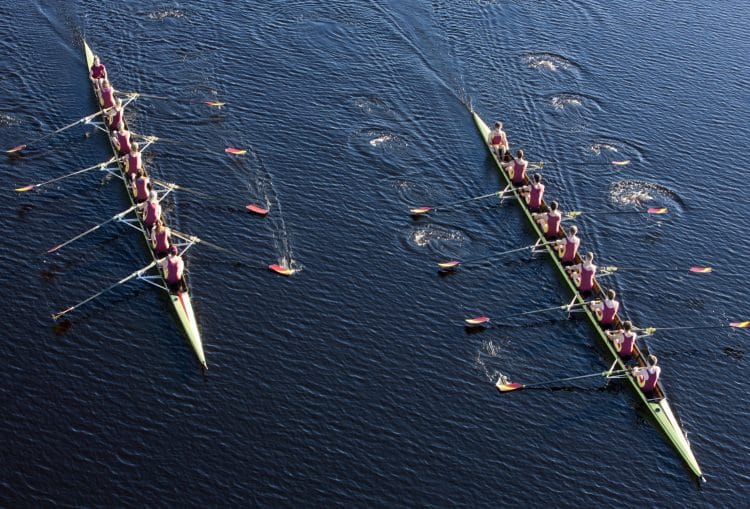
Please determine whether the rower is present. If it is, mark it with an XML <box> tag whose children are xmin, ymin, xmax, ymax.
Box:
<box><xmin>606</xmin><ymin>320</ymin><xmax>636</xmax><ymax>358</ymax></box>
<box><xmin>99</xmin><ymin>78</ymin><xmax>116</xmax><ymax>109</ymax></box>
<box><xmin>556</xmin><ymin>225</ymin><xmax>580</xmax><ymax>265</ymax></box>
<box><xmin>111</xmin><ymin>120</ymin><xmax>132</xmax><ymax>156</ymax></box>
<box><xmin>590</xmin><ymin>288</ymin><xmax>619</xmax><ymax>329</ymax></box>
<box><xmin>106</xmin><ymin>98</ymin><xmax>124</xmax><ymax>130</ymax></box>
<box><xmin>532</xmin><ymin>200</ymin><xmax>562</xmax><ymax>240</ymax></box>
<box><xmin>487</xmin><ymin>121</ymin><xmax>509</xmax><ymax>159</ymax></box>
<box><xmin>160</xmin><ymin>246</ymin><xmax>185</xmax><ymax>293</ymax></box>
<box><xmin>151</xmin><ymin>219</ymin><xmax>172</xmax><ymax>258</ymax></box>
<box><xmin>89</xmin><ymin>55</ymin><xmax>107</xmax><ymax>88</ymax></box>
<box><xmin>133</xmin><ymin>169</ymin><xmax>151</xmax><ymax>203</ymax></box>
<box><xmin>520</xmin><ymin>173</ymin><xmax>544</xmax><ymax>212</ymax></box>
<box><xmin>503</xmin><ymin>149</ymin><xmax>528</xmax><ymax>186</ymax></box>
<box><xmin>634</xmin><ymin>355</ymin><xmax>660</xmax><ymax>393</ymax></box>
<box><xmin>143</xmin><ymin>190</ymin><xmax>162</xmax><ymax>230</ymax></box>
<box><xmin>125</xmin><ymin>141</ymin><xmax>142</xmax><ymax>181</ymax></box>
<box><xmin>565</xmin><ymin>250</ymin><xmax>596</xmax><ymax>297</ymax></box>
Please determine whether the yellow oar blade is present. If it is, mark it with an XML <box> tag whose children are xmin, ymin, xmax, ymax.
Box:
<box><xmin>730</xmin><ymin>321</ymin><xmax>750</xmax><ymax>328</ymax></box>
<box><xmin>225</xmin><ymin>147</ymin><xmax>247</xmax><ymax>155</ymax></box>
<box><xmin>15</xmin><ymin>184</ymin><xmax>35</xmax><ymax>192</ymax></box>
<box><xmin>269</xmin><ymin>264</ymin><xmax>295</xmax><ymax>276</ymax></box>
<box><xmin>410</xmin><ymin>207</ymin><xmax>432</xmax><ymax>215</ymax></box>
<box><xmin>496</xmin><ymin>382</ymin><xmax>524</xmax><ymax>392</ymax></box>
<box><xmin>6</xmin><ymin>144</ymin><xmax>27</xmax><ymax>153</ymax></box>
<box><xmin>205</xmin><ymin>101</ymin><xmax>225</xmax><ymax>107</ymax></box>
<box><xmin>611</xmin><ymin>160</ymin><xmax>630</xmax><ymax>166</ymax></box>
<box><xmin>465</xmin><ymin>316</ymin><xmax>490</xmax><ymax>325</ymax></box>
<box><xmin>437</xmin><ymin>260</ymin><xmax>460</xmax><ymax>269</ymax></box>
<box><xmin>647</xmin><ymin>207</ymin><xmax>668</xmax><ymax>214</ymax></box>
<box><xmin>689</xmin><ymin>267</ymin><xmax>712</xmax><ymax>273</ymax></box>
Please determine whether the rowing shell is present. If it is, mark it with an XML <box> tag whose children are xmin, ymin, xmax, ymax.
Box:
<box><xmin>84</xmin><ymin>40</ymin><xmax>207</xmax><ymax>370</ymax></box>
<box><xmin>472</xmin><ymin>111</ymin><xmax>702</xmax><ymax>478</ymax></box>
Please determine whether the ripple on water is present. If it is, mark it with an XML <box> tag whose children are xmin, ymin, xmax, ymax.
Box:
<box><xmin>351</xmin><ymin>95</ymin><xmax>391</xmax><ymax>115</ymax></box>
<box><xmin>143</xmin><ymin>8</ymin><xmax>187</xmax><ymax>21</ymax></box>
<box><xmin>524</xmin><ymin>52</ymin><xmax>580</xmax><ymax>73</ymax></box>
<box><xmin>405</xmin><ymin>223</ymin><xmax>467</xmax><ymax>252</ymax></box>
<box><xmin>608</xmin><ymin>179</ymin><xmax>684</xmax><ymax>208</ymax></box>
<box><xmin>348</xmin><ymin>127</ymin><xmax>408</xmax><ymax>154</ymax></box>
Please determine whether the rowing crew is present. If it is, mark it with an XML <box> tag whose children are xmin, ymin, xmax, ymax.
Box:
<box><xmin>90</xmin><ymin>54</ymin><xmax>185</xmax><ymax>293</ymax></box>
<box><xmin>491</xmin><ymin>119</ymin><xmax>660</xmax><ymax>394</ymax></box>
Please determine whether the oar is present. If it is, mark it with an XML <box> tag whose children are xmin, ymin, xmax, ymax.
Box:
<box><xmin>121</xmin><ymin>91</ymin><xmax>225</xmax><ymax>106</ymax></box>
<box><xmin>497</xmin><ymin>368</ymin><xmax>631</xmax><ymax>392</ymax></box>
<box><xmin>564</xmin><ymin>207</ymin><xmax>667</xmax><ymax>219</ymax></box>
<box><xmin>599</xmin><ymin>265</ymin><xmax>714</xmax><ymax>276</ymax></box>
<box><xmin>150</xmin><ymin>178</ymin><xmax>212</xmax><ymax>199</ymax></box>
<box><xmin>47</xmin><ymin>204</ymin><xmax>138</xmax><ymax>253</ymax></box>
<box><xmin>6</xmin><ymin>111</ymin><xmax>104</xmax><ymax>153</ymax></box>
<box><xmin>637</xmin><ymin>321</ymin><xmax>750</xmax><ymax>336</ymax></box>
<box><xmin>52</xmin><ymin>261</ymin><xmax>157</xmax><ymax>320</ymax></box>
<box><xmin>438</xmin><ymin>241</ymin><xmax>556</xmax><ymax>270</ymax></box>
<box><xmin>15</xmin><ymin>157</ymin><xmax>118</xmax><ymax>192</ymax></box>
<box><xmin>464</xmin><ymin>299</ymin><xmax>598</xmax><ymax>325</ymax></box>
<box><xmin>532</xmin><ymin>160</ymin><xmax>631</xmax><ymax>168</ymax></box>
<box><xmin>170</xmin><ymin>230</ymin><xmax>295</xmax><ymax>275</ymax></box>
<box><xmin>410</xmin><ymin>189</ymin><xmax>513</xmax><ymax>215</ymax></box>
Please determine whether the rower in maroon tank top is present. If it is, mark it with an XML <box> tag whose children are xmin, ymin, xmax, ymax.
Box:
<box><xmin>111</xmin><ymin>120</ymin><xmax>132</xmax><ymax>156</ymax></box>
<box><xmin>151</xmin><ymin>220</ymin><xmax>172</xmax><ymax>258</ymax></box>
<box><xmin>532</xmin><ymin>200</ymin><xmax>562</xmax><ymax>240</ymax></box>
<box><xmin>503</xmin><ymin>149</ymin><xmax>528</xmax><ymax>186</ymax></box>
<box><xmin>487</xmin><ymin>121</ymin><xmax>509</xmax><ymax>159</ymax></box>
<box><xmin>99</xmin><ymin>79</ymin><xmax>116</xmax><ymax>109</ymax></box>
<box><xmin>89</xmin><ymin>55</ymin><xmax>107</xmax><ymax>88</ymax></box>
<box><xmin>143</xmin><ymin>191</ymin><xmax>162</xmax><ymax>229</ymax></box>
<box><xmin>159</xmin><ymin>246</ymin><xmax>185</xmax><ymax>292</ymax></box>
<box><xmin>565</xmin><ymin>251</ymin><xmax>597</xmax><ymax>297</ymax></box>
<box><xmin>106</xmin><ymin>98</ymin><xmax>124</xmax><ymax>130</ymax></box>
<box><xmin>133</xmin><ymin>169</ymin><xmax>151</xmax><ymax>203</ymax></box>
<box><xmin>606</xmin><ymin>320</ymin><xmax>637</xmax><ymax>358</ymax></box>
<box><xmin>634</xmin><ymin>355</ymin><xmax>661</xmax><ymax>393</ymax></box>
<box><xmin>590</xmin><ymin>288</ymin><xmax>620</xmax><ymax>329</ymax></box>
<box><xmin>520</xmin><ymin>173</ymin><xmax>545</xmax><ymax>212</ymax></box>
<box><xmin>125</xmin><ymin>142</ymin><xmax>142</xmax><ymax>181</ymax></box>
<box><xmin>556</xmin><ymin>225</ymin><xmax>581</xmax><ymax>265</ymax></box>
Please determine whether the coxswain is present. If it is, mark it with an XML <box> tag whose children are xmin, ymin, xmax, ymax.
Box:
<box><xmin>606</xmin><ymin>320</ymin><xmax>636</xmax><ymax>358</ymax></box>
<box><xmin>89</xmin><ymin>55</ymin><xmax>107</xmax><ymax>88</ymax></box>
<box><xmin>111</xmin><ymin>120</ymin><xmax>132</xmax><ymax>156</ymax></box>
<box><xmin>98</xmin><ymin>78</ymin><xmax>116</xmax><ymax>109</ymax></box>
<box><xmin>532</xmin><ymin>200</ymin><xmax>562</xmax><ymax>240</ymax></box>
<box><xmin>503</xmin><ymin>149</ymin><xmax>528</xmax><ymax>186</ymax></box>
<box><xmin>634</xmin><ymin>355</ymin><xmax>660</xmax><ymax>393</ymax></box>
<box><xmin>151</xmin><ymin>219</ymin><xmax>172</xmax><ymax>258</ymax></box>
<box><xmin>566</xmin><ymin>251</ymin><xmax>596</xmax><ymax>297</ymax></box>
<box><xmin>520</xmin><ymin>173</ymin><xmax>544</xmax><ymax>212</ymax></box>
<box><xmin>487</xmin><ymin>121</ymin><xmax>509</xmax><ymax>159</ymax></box>
<box><xmin>143</xmin><ymin>191</ymin><xmax>162</xmax><ymax>229</ymax></box>
<box><xmin>556</xmin><ymin>225</ymin><xmax>581</xmax><ymax>265</ymax></box>
<box><xmin>125</xmin><ymin>142</ymin><xmax>143</xmax><ymax>181</ymax></box>
<box><xmin>106</xmin><ymin>98</ymin><xmax>124</xmax><ymax>130</ymax></box>
<box><xmin>133</xmin><ymin>169</ymin><xmax>151</xmax><ymax>203</ymax></box>
<box><xmin>590</xmin><ymin>288</ymin><xmax>619</xmax><ymax>329</ymax></box>
<box><xmin>160</xmin><ymin>246</ymin><xmax>185</xmax><ymax>293</ymax></box>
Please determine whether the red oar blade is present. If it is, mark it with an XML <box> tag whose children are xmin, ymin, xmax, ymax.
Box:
<box><xmin>225</xmin><ymin>147</ymin><xmax>247</xmax><ymax>155</ymax></box>
<box><xmin>410</xmin><ymin>207</ymin><xmax>432</xmax><ymax>215</ymax></box>
<box><xmin>205</xmin><ymin>101</ymin><xmax>225</xmax><ymax>107</ymax></box>
<box><xmin>465</xmin><ymin>316</ymin><xmax>490</xmax><ymax>325</ymax></box>
<box><xmin>611</xmin><ymin>160</ymin><xmax>630</xmax><ymax>166</ymax></box>
<box><xmin>6</xmin><ymin>144</ymin><xmax>27</xmax><ymax>153</ymax></box>
<box><xmin>269</xmin><ymin>264</ymin><xmax>295</xmax><ymax>276</ymax></box>
<box><xmin>15</xmin><ymin>184</ymin><xmax>36</xmax><ymax>192</ymax></box>
<box><xmin>689</xmin><ymin>266</ymin><xmax>712</xmax><ymax>273</ymax></box>
<box><xmin>496</xmin><ymin>382</ymin><xmax>524</xmax><ymax>392</ymax></box>
<box><xmin>246</xmin><ymin>204</ymin><xmax>269</xmax><ymax>216</ymax></box>
<box><xmin>730</xmin><ymin>321</ymin><xmax>750</xmax><ymax>328</ymax></box>
<box><xmin>647</xmin><ymin>207</ymin><xmax>668</xmax><ymax>214</ymax></box>
<box><xmin>438</xmin><ymin>260</ymin><xmax>460</xmax><ymax>269</ymax></box>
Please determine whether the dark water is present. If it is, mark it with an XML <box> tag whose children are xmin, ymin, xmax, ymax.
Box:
<box><xmin>1</xmin><ymin>0</ymin><xmax>748</xmax><ymax>506</ymax></box>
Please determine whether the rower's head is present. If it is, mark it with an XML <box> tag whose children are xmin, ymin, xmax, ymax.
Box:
<box><xmin>649</xmin><ymin>354</ymin><xmax>658</xmax><ymax>366</ymax></box>
<box><xmin>149</xmin><ymin>190</ymin><xmax>158</xmax><ymax>202</ymax></box>
<box><xmin>623</xmin><ymin>320</ymin><xmax>632</xmax><ymax>331</ymax></box>
<box><xmin>550</xmin><ymin>200</ymin><xmax>558</xmax><ymax>211</ymax></box>
<box><xmin>569</xmin><ymin>225</ymin><xmax>578</xmax><ymax>235</ymax></box>
<box><xmin>136</xmin><ymin>169</ymin><xmax>145</xmax><ymax>178</ymax></box>
<box><xmin>131</xmin><ymin>141</ymin><xmax>139</xmax><ymax>153</ymax></box>
<box><xmin>93</xmin><ymin>55</ymin><xmax>100</xmax><ymax>65</ymax></box>
<box><xmin>585</xmin><ymin>251</ymin><xmax>594</xmax><ymax>262</ymax></box>
<box><xmin>169</xmin><ymin>245</ymin><xmax>178</xmax><ymax>257</ymax></box>
<box><xmin>516</xmin><ymin>149</ymin><xmax>524</xmax><ymax>159</ymax></box>
<box><xmin>533</xmin><ymin>173</ymin><xmax>542</xmax><ymax>183</ymax></box>
<box><xmin>116</xmin><ymin>120</ymin><xmax>125</xmax><ymax>131</ymax></box>
<box><xmin>607</xmin><ymin>288</ymin><xmax>616</xmax><ymax>300</ymax></box>
<box><xmin>495</xmin><ymin>121</ymin><xmax>502</xmax><ymax>129</ymax></box>
<box><xmin>114</xmin><ymin>98</ymin><xmax>122</xmax><ymax>109</ymax></box>
<box><xmin>102</xmin><ymin>79</ymin><xmax>110</xmax><ymax>88</ymax></box>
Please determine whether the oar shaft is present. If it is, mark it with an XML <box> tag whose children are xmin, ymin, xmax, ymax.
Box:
<box><xmin>21</xmin><ymin>158</ymin><xmax>116</xmax><ymax>190</ymax></box>
<box><xmin>493</xmin><ymin>300</ymin><xmax>593</xmax><ymax>321</ymax></box>
<box><xmin>53</xmin><ymin>261</ymin><xmax>156</xmax><ymax>319</ymax></box>
<box><xmin>47</xmin><ymin>205</ymin><xmax>137</xmax><ymax>253</ymax></box>
<box><xmin>522</xmin><ymin>369</ymin><xmax>630</xmax><ymax>388</ymax></box>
